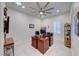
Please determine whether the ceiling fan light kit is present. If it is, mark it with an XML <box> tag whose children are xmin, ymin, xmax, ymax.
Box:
<box><xmin>40</xmin><ymin>11</ymin><xmax>43</xmax><ymax>15</ymax></box>
<box><xmin>30</xmin><ymin>2</ymin><xmax>54</xmax><ymax>18</ymax></box>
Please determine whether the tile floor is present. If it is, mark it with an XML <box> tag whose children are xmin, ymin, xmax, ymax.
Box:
<box><xmin>14</xmin><ymin>35</ymin><xmax>72</xmax><ymax>56</ymax></box>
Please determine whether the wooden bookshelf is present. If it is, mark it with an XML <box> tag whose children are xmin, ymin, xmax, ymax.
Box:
<box><xmin>64</xmin><ymin>23</ymin><xmax>71</xmax><ymax>48</ymax></box>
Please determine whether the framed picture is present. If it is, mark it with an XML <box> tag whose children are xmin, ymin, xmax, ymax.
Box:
<box><xmin>29</xmin><ymin>24</ymin><xmax>34</xmax><ymax>28</ymax></box>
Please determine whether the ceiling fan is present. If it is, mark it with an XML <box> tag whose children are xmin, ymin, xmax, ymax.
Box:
<box><xmin>29</xmin><ymin>2</ymin><xmax>54</xmax><ymax>17</ymax></box>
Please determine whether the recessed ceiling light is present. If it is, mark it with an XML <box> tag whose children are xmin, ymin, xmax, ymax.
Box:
<box><xmin>22</xmin><ymin>6</ymin><xmax>25</xmax><ymax>8</ymax></box>
<box><xmin>16</xmin><ymin>2</ymin><xmax>22</xmax><ymax>6</ymax></box>
<box><xmin>56</xmin><ymin>10</ymin><xmax>60</xmax><ymax>12</ymax></box>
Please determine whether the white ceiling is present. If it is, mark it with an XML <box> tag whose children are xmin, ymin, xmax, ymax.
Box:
<box><xmin>6</xmin><ymin>2</ymin><xmax>72</xmax><ymax>19</ymax></box>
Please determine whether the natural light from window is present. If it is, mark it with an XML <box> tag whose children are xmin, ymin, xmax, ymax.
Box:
<box><xmin>53</xmin><ymin>21</ymin><xmax>61</xmax><ymax>34</ymax></box>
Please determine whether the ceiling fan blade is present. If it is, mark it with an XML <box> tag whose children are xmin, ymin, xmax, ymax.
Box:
<box><xmin>45</xmin><ymin>7</ymin><xmax>54</xmax><ymax>11</ymax></box>
<box><xmin>36</xmin><ymin>2</ymin><xmax>41</xmax><ymax>9</ymax></box>
<box><xmin>29</xmin><ymin>7</ymin><xmax>38</xmax><ymax>11</ymax></box>
<box><xmin>45</xmin><ymin>12</ymin><xmax>52</xmax><ymax>14</ymax></box>
<box><xmin>43</xmin><ymin>2</ymin><xmax>50</xmax><ymax>9</ymax></box>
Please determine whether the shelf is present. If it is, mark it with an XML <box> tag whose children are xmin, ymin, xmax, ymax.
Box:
<box><xmin>64</xmin><ymin>23</ymin><xmax>71</xmax><ymax>48</ymax></box>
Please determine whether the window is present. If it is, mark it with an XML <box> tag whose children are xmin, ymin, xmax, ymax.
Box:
<box><xmin>53</xmin><ymin>21</ymin><xmax>61</xmax><ymax>34</ymax></box>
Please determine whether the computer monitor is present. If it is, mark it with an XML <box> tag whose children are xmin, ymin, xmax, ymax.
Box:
<box><xmin>40</xmin><ymin>29</ymin><xmax>46</xmax><ymax>34</ymax></box>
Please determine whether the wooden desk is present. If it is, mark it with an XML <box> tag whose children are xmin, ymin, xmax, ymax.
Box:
<box><xmin>38</xmin><ymin>37</ymin><xmax>49</xmax><ymax>54</ymax></box>
<box><xmin>32</xmin><ymin>35</ymin><xmax>53</xmax><ymax>54</ymax></box>
<box><xmin>49</xmin><ymin>36</ymin><xmax>53</xmax><ymax>46</ymax></box>
<box><xmin>32</xmin><ymin>36</ymin><xmax>39</xmax><ymax>49</ymax></box>
<box><xmin>4</xmin><ymin>37</ymin><xmax>14</xmax><ymax>56</ymax></box>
